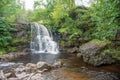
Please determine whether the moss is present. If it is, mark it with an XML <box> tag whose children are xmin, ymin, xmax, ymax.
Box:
<box><xmin>60</xmin><ymin>40</ymin><xmax>66</xmax><ymax>47</ymax></box>
<box><xmin>7</xmin><ymin>46</ymin><xmax>17</xmax><ymax>52</ymax></box>
<box><xmin>0</xmin><ymin>51</ymin><xmax>5</xmax><ymax>58</ymax></box>
<box><xmin>103</xmin><ymin>49</ymin><xmax>120</xmax><ymax>55</ymax></box>
<box><xmin>90</xmin><ymin>39</ymin><xmax>111</xmax><ymax>48</ymax></box>
<box><xmin>102</xmin><ymin>49</ymin><xmax>120</xmax><ymax>61</ymax></box>
<box><xmin>91</xmin><ymin>39</ymin><xmax>111</xmax><ymax>44</ymax></box>
<box><xmin>12</xmin><ymin>39</ymin><xmax>27</xmax><ymax>44</ymax></box>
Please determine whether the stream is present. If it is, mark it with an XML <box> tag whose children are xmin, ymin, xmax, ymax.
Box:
<box><xmin>11</xmin><ymin>52</ymin><xmax>120</xmax><ymax>80</ymax></box>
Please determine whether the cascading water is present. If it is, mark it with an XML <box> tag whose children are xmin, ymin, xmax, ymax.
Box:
<box><xmin>30</xmin><ymin>23</ymin><xmax>59</xmax><ymax>54</ymax></box>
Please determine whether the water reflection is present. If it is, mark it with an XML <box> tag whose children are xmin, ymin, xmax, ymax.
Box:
<box><xmin>30</xmin><ymin>53</ymin><xmax>59</xmax><ymax>64</ymax></box>
<box><xmin>12</xmin><ymin>52</ymin><xmax>70</xmax><ymax>64</ymax></box>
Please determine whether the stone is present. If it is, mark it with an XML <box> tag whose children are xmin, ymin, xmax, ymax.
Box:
<box><xmin>77</xmin><ymin>53</ymin><xmax>82</xmax><ymax>58</ymax></box>
<box><xmin>8</xmin><ymin>78</ymin><xmax>19</xmax><ymax>80</ymax></box>
<box><xmin>26</xmin><ymin>63</ymin><xmax>36</xmax><ymax>69</ymax></box>
<box><xmin>80</xmin><ymin>41</ymin><xmax>106</xmax><ymax>56</ymax></box>
<box><xmin>36</xmin><ymin>61</ymin><xmax>52</xmax><ymax>70</ymax></box>
<box><xmin>5</xmin><ymin>73</ymin><xmax>12</xmax><ymax>78</ymax></box>
<box><xmin>0</xmin><ymin>62</ymin><xmax>16</xmax><ymax>70</ymax></box>
<box><xmin>29</xmin><ymin>73</ymin><xmax>43</xmax><ymax>80</ymax></box>
<box><xmin>53</xmin><ymin>60</ymin><xmax>62</xmax><ymax>68</ymax></box>
<box><xmin>25</xmin><ymin>63</ymin><xmax>37</xmax><ymax>73</ymax></box>
<box><xmin>79</xmin><ymin>40</ymin><xmax>114</xmax><ymax>66</ymax></box>
<box><xmin>71</xmin><ymin>47</ymin><xmax>79</xmax><ymax>53</ymax></box>
<box><xmin>14</xmin><ymin>67</ymin><xmax>26</xmax><ymax>74</ymax></box>
<box><xmin>15</xmin><ymin>72</ymin><xmax>29</xmax><ymax>79</ymax></box>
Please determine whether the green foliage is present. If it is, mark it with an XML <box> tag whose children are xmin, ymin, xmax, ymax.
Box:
<box><xmin>31</xmin><ymin>0</ymin><xmax>93</xmax><ymax>43</ymax></box>
<box><xmin>0</xmin><ymin>19</ymin><xmax>13</xmax><ymax>48</ymax></box>
<box><xmin>90</xmin><ymin>0</ymin><xmax>120</xmax><ymax>40</ymax></box>
<box><xmin>12</xmin><ymin>39</ymin><xmax>26</xmax><ymax>44</ymax></box>
<box><xmin>31</xmin><ymin>0</ymin><xmax>120</xmax><ymax>46</ymax></box>
<box><xmin>90</xmin><ymin>39</ymin><xmax>111</xmax><ymax>44</ymax></box>
<box><xmin>0</xmin><ymin>0</ymin><xmax>22</xmax><ymax>22</ymax></box>
<box><xmin>51</xmin><ymin>4</ymin><xmax>68</xmax><ymax>25</ymax></box>
<box><xmin>0</xmin><ymin>0</ymin><xmax>26</xmax><ymax>53</ymax></box>
<box><xmin>58</xmin><ymin>7</ymin><xmax>92</xmax><ymax>42</ymax></box>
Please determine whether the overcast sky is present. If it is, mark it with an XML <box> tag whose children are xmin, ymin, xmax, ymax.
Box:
<box><xmin>24</xmin><ymin>0</ymin><xmax>91</xmax><ymax>10</ymax></box>
<box><xmin>24</xmin><ymin>0</ymin><xmax>34</xmax><ymax>10</ymax></box>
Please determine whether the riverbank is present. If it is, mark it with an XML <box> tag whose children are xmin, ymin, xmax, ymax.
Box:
<box><xmin>0</xmin><ymin>52</ymin><xmax>120</xmax><ymax>80</ymax></box>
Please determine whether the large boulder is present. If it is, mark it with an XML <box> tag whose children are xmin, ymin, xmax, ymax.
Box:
<box><xmin>78</xmin><ymin>40</ymin><xmax>114</xmax><ymax>66</ymax></box>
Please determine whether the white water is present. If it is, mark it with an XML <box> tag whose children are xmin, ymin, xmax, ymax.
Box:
<box><xmin>30</xmin><ymin>23</ymin><xmax>59</xmax><ymax>54</ymax></box>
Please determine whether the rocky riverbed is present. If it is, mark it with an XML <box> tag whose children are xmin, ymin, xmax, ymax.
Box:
<box><xmin>0</xmin><ymin>57</ymin><xmax>120</xmax><ymax>80</ymax></box>
<box><xmin>0</xmin><ymin>50</ymin><xmax>120</xmax><ymax>80</ymax></box>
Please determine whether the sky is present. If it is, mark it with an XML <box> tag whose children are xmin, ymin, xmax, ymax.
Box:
<box><xmin>24</xmin><ymin>0</ymin><xmax>34</xmax><ymax>10</ymax></box>
<box><xmin>23</xmin><ymin>0</ymin><xmax>91</xmax><ymax>10</ymax></box>
<box><xmin>75</xmin><ymin>0</ymin><xmax>91</xmax><ymax>7</ymax></box>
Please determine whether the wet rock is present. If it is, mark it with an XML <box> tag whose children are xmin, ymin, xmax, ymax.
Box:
<box><xmin>88</xmin><ymin>71</ymin><xmax>120</xmax><ymax>80</ymax></box>
<box><xmin>37</xmin><ymin>61</ymin><xmax>52</xmax><ymax>70</ymax></box>
<box><xmin>77</xmin><ymin>53</ymin><xmax>82</xmax><ymax>58</ymax></box>
<box><xmin>71</xmin><ymin>47</ymin><xmax>79</xmax><ymax>53</ymax></box>
<box><xmin>5</xmin><ymin>73</ymin><xmax>12</xmax><ymax>78</ymax></box>
<box><xmin>25</xmin><ymin>63</ymin><xmax>37</xmax><ymax>73</ymax></box>
<box><xmin>80</xmin><ymin>41</ymin><xmax>106</xmax><ymax>56</ymax></box>
<box><xmin>28</xmin><ymin>73</ymin><xmax>43</xmax><ymax>80</ymax></box>
<box><xmin>66</xmin><ymin>47</ymin><xmax>79</xmax><ymax>54</ymax></box>
<box><xmin>0</xmin><ymin>70</ymin><xmax>7</xmax><ymax>80</ymax></box>
<box><xmin>15</xmin><ymin>72</ymin><xmax>29</xmax><ymax>79</ymax></box>
<box><xmin>81</xmin><ymin>66</ymin><xmax>88</xmax><ymax>72</ymax></box>
<box><xmin>78</xmin><ymin>40</ymin><xmax>114</xmax><ymax>66</ymax></box>
<box><xmin>1</xmin><ymin>52</ymin><xmax>29</xmax><ymax>62</ymax></box>
<box><xmin>23</xmin><ymin>48</ymin><xmax>31</xmax><ymax>52</ymax></box>
<box><xmin>14</xmin><ymin>66</ymin><xmax>26</xmax><ymax>74</ymax></box>
<box><xmin>0</xmin><ymin>62</ymin><xmax>16</xmax><ymax>70</ymax></box>
<box><xmin>53</xmin><ymin>60</ymin><xmax>62</xmax><ymax>68</ymax></box>
<box><xmin>26</xmin><ymin>63</ymin><xmax>36</xmax><ymax>69</ymax></box>
<box><xmin>80</xmin><ymin>66</ymin><xmax>120</xmax><ymax>80</ymax></box>
<box><xmin>8</xmin><ymin>77</ymin><xmax>19</xmax><ymax>80</ymax></box>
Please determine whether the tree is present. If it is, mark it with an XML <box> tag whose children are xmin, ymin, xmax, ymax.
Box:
<box><xmin>0</xmin><ymin>0</ymin><xmax>23</xmax><ymax>22</ymax></box>
<box><xmin>90</xmin><ymin>0</ymin><xmax>120</xmax><ymax>40</ymax></box>
<box><xmin>31</xmin><ymin>0</ymin><xmax>93</xmax><ymax>43</ymax></box>
<box><xmin>0</xmin><ymin>0</ymin><xmax>24</xmax><ymax>52</ymax></box>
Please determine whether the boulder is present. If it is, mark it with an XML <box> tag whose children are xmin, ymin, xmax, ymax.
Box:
<box><xmin>77</xmin><ymin>53</ymin><xmax>82</xmax><ymax>58</ymax></box>
<box><xmin>26</xmin><ymin>63</ymin><xmax>36</xmax><ymax>69</ymax></box>
<box><xmin>78</xmin><ymin>40</ymin><xmax>114</xmax><ymax>66</ymax></box>
<box><xmin>53</xmin><ymin>60</ymin><xmax>62</xmax><ymax>68</ymax></box>
<box><xmin>80</xmin><ymin>40</ymin><xmax>107</xmax><ymax>56</ymax></box>
<box><xmin>28</xmin><ymin>73</ymin><xmax>42</xmax><ymax>80</ymax></box>
<box><xmin>71</xmin><ymin>47</ymin><xmax>79</xmax><ymax>53</ymax></box>
<box><xmin>66</xmin><ymin>47</ymin><xmax>79</xmax><ymax>54</ymax></box>
<box><xmin>36</xmin><ymin>61</ymin><xmax>52</xmax><ymax>70</ymax></box>
<box><xmin>25</xmin><ymin>63</ymin><xmax>37</xmax><ymax>73</ymax></box>
<box><xmin>8</xmin><ymin>78</ymin><xmax>18</xmax><ymax>80</ymax></box>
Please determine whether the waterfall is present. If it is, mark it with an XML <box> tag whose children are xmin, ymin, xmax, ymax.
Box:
<box><xmin>30</xmin><ymin>23</ymin><xmax>59</xmax><ymax>54</ymax></box>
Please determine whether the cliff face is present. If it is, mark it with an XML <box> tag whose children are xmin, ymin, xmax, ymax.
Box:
<box><xmin>10</xmin><ymin>22</ymin><xmax>30</xmax><ymax>52</ymax></box>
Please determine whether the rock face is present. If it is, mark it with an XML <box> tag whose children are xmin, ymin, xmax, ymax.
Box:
<box><xmin>78</xmin><ymin>40</ymin><xmax>114</xmax><ymax>66</ymax></box>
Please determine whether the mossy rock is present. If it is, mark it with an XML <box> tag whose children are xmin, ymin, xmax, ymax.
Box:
<box><xmin>79</xmin><ymin>39</ymin><xmax>115</xmax><ymax>66</ymax></box>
